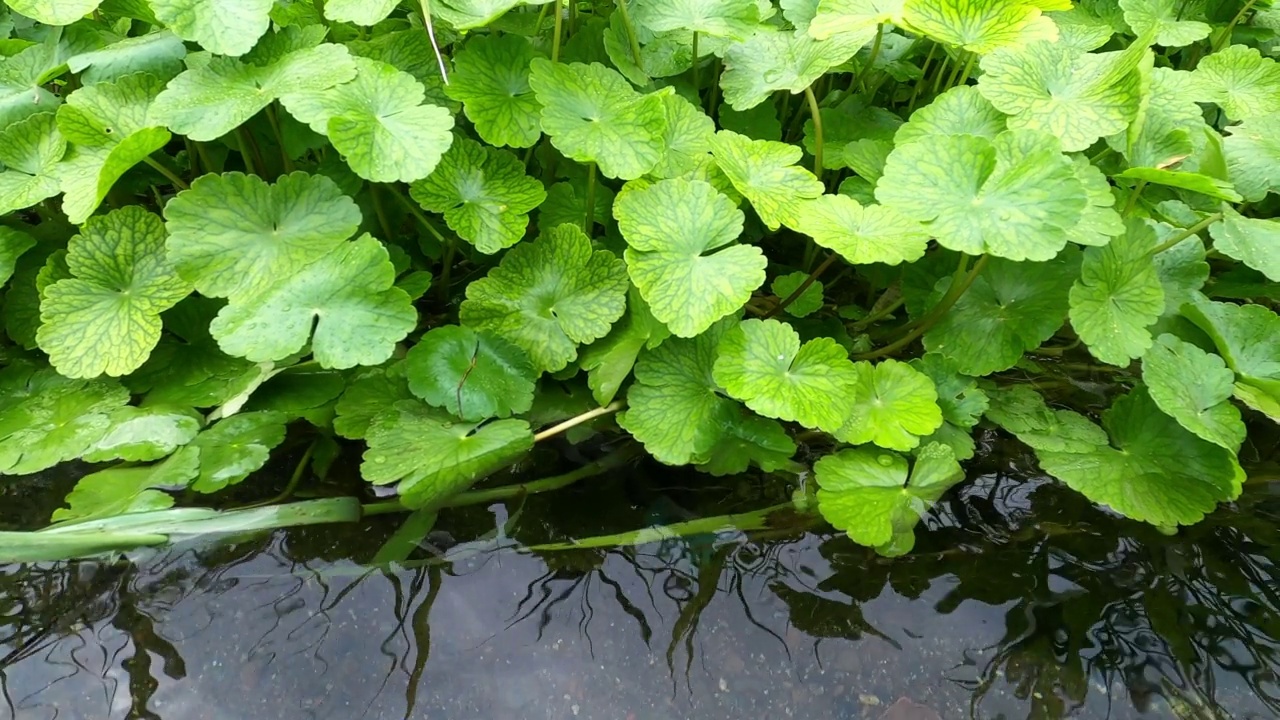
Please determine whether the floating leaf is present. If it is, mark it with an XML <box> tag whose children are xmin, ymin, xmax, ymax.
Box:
<box><xmin>720</xmin><ymin>27</ymin><xmax>870</xmax><ymax>111</ymax></box>
<box><xmin>1116</xmin><ymin>167</ymin><xmax>1242</xmax><ymax>203</ymax></box>
<box><xmin>0</xmin><ymin>45</ymin><xmax>61</xmax><ymax>129</ymax></box>
<box><xmin>1223</xmin><ymin>113</ymin><xmax>1280</xmax><ymax>202</ymax></box>
<box><xmin>37</xmin><ymin>208</ymin><xmax>192</xmax><ymax>379</ymax></box>
<box><xmin>149</xmin><ymin>0</ymin><xmax>273</xmax><ymax>56</ymax></box>
<box><xmin>0</xmin><ymin>113</ymin><xmax>64</xmax><ymax>216</ymax></box>
<box><xmin>1066</xmin><ymin>156</ymin><xmax>1124</xmax><ymax>247</ymax></box>
<box><xmin>460</xmin><ymin>224</ymin><xmax>628</xmax><ymax>372</ymax></box>
<box><xmin>280</xmin><ymin>57</ymin><xmax>453</xmax><ymax>183</ymax></box>
<box><xmin>709</xmin><ymin>130</ymin><xmax>825</xmax><ymax>231</ymax></box>
<box><xmin>362</xmin><ymin>400</ymin><xmax>534</xmax><ymax>509</ymax></box>
<box><xmin>1209</xmin><ymin>207</ymin><xmax>1280</xmax><ymax>282</ymax></box>
<box><xmin>925</xmin><ymin>253</ymin><xmax>1077</xmax><ymax>376</ymax></box>
<box><xmin>794</xmin><ymin>194</ymin><xmax>929</xmax><ymax>266</ymax></box>
<box><xmin>713</xmin><ymin>318</ymin><xmax>858</xmax><ymax>432</ymax></box>
<box><xmin>877</xmin><ymin>130</ymin><xmax>1085</xmax><ymax>260</ymax></box>
<box><xmin>978</xmin><ymin>38</ymin><xmax>1146</xmax><ymax>152</ymax></box>
<box><xmin>1070</xmin><ymin>219</ymin><xmax>1164</xmax><ymax>366</ymax></box>
<box><xmin>405</xmin><ymin>325</ymin><xmax>537</xmax><ymax>422</ymax></box>
<box><xmin>614</xmin><ymin>178</ymin><xmax>764</xmax><ymax>338</ymax></box>
<box><xmin>528</xmin><ymin>59</ymin><xmax>666</xmax><ymax>180</ymax></box>
<box><xmin>910</xmin><ymin>352</ymin><xmax>988</xmax><ymax>460</ymax></box>
<box><xmin>652</xmin><ymin>92</ymin><xmax>716</xmax><ymax>179</ymax></box>
<box><xmin>985</xmin><ymin>384</ymin><xmax>1108</xmax><ymax>453</ymax></box>
<box><xmin>696</xmin><ymin>410</ymin><xmax>797</xmax><ymax>476</ymax></box>
<box><xmin>901</xmin><ymin>0</ymin><xmax>1057</xmax><ymax>54</ymax></box>
<box><xmin>539</xmin><ymin>180</ymin><xmax>614</xmax><ymax>233</ymax></box>
<box><xmin>1142</xmin><ymin>334</ymin><xmax>1245</xmax><ymax>451</ymax></box>
<box><xmin>834</xmin><ymin>359</ymin><xmax>942</xmax><ymax>451</ymax></box>
<box><xmin>179</xmin><ymin>411</ymin><xmax>288</xmax><ymax>493</ymax></box>
<box><xmin>164</xmin><ymin>172</ymin><xmax>362</xmax><ymax>300</ymax></box>
<box><xmin>0</xmin><ymin>365</ymin><xmax>130</xmax><ymax>475</ymax></box>
<box><xmin>992</xmin><ymin>385</ymin><xmax>1240</xmax><ymax>527</ymax></box>
<box><xmin>445</xmin><ymin>33</ymin><xmax>543</xmax><ymax>149</ymax></box>
<box><xmin>409</xmin><ymin>138</ymin><xmax>545</xmax><ymax>254</ymax></box>
<box><xmin>770</xmin><ymin>272</ymin><xmax>824</xmax><ymax>318</ymax></box>
<box><xmin>815</xmin><ymin>442</ymin><xmax>963</xmax><ymax>556</ymax></box>
<box><xmin>1191</xmin><ymin>45</ymin><xmax>1280</xmax><ymax>122</ymax></box>
<box><xmin>324</xmin><ymin>0</ymin><xmax>397</xmax><ymax>25</ymax></box>
<box><xmin>152</xmin><ymin>41</ymin><xmax>357</xmax><ymax>141</ymax></box>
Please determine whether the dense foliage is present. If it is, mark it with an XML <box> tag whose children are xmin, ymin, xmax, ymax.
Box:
<box><xmin>1</xmin><ymin>0</ymin><xmax>1278</xmax><ymax>559</ymax></box>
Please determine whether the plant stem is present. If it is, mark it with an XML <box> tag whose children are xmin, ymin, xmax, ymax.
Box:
<box><xmin>955</xmin><ymin>52</ymin><xmax>976</xmax><ymax>86</ymax></box>
<box><xmin>371</xmin><ymin>184</ymin><xmax>394</xmax><ymax>240</ymax></box>
<box><xmin>419</xmin><ymin>0</ymin><xmax>449</xmax><ymax>84</ymax></box>
<box><xmin>237</xmin><ymin>126</ymin><xmax>263</xmax><ymax>177</ymax></box>
<box><xmin>394</xmin><ymin>190</ymin><xmax>447</xmax><ymax>248</ymax></box>
<box><xmin>855</xmin><ymin>254</ymin><xmax>989</xmax><ymax>360</ymax></box>
<box><xmin>850</xmin><ymin>294</ymin><xmax>905</xmax><ymax>331</ymax></box>
<box><xmin>930</xmin><ymin>51</ymin><xmax>953</xmax><ymax>96</ymax></box>
<box><xmin>851</xmin><ymin>24</ymin><xmax>883</xmax><ymax>93</ymax></box>
<box><xmin>143</xmin><ymin>156</ymin><xmax>189</xmax><ymax>191</ymax></box>
<box><xmin>1122</xmin><ymin>180</ymin><xmax>1147</xmax><ymax>216</ymax></box>
<box><xmin>764</xmin><ymin>253</ymin><xmax>838</xmax><ymax>319</ymax></box>
<box><xmin>1148</xmin><ymin>212</ymin><xmax>1223</xmax><ymax>256</ymax></box>
<box><xmin>243</xmin><ymin>441</ymin><xmax>318</xmax><ymax>509</ymax></box>
<box><xmin>552</xmin><ymin>0</ymin><xmax>565</xmax><ymax>62</ymax></box>
<box><xmin>265</xmin><ymin>104</ymin><xmax>293</xmax><ymax>173</ymax></box>
<box><xmin>907</xmin><ymin>43</ymin><xmax>938</xmax><ymax>114</ymax></box>
<box><xmin>614</xmin><ymin>0</ymin><xmax>644</xmax><ymax>70</ymax></box>
<box><xmin>804</xmin><ymin>84</ymin><xmax>823</xmax><ymax>180</ymax></box>
<box><xmin>1213</xmin><ymin>0</ymin><xmax>1258</xmax><ymax>53</ymax></box>
<box><xmin>438</xmin><ymin>236</ymin><xmax>456</xmax><ymax>303</ymax></box>
<box><xmin>583</xmin><ymin>161</ymin><xmax>597</xmax><ymax>234</ymax></box>
<box><xmin>706</xmin><ymin>56</ymin><xmax>722</xmax><ymax>117</ymax></box>
<box><xmin>691</xmin><ymin>31</ymin><xmax>700</xmax><ymax>93</ymax></box>
<box><xmin>534</xmin><ymin>400</ymin><xmax>625</xmax><ymax>442</ymax></box>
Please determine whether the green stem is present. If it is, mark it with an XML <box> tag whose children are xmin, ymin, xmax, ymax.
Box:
<box><xmin>583</xmin><ymin>161</ymin><xmax>597</xmax><ymax>234</ymax></box>
<box><xmin>955</xmin><ymin>52</ymin><xmax>976</xmax><ymax>87</ymax></box>
<box><xmin>362</xmin><ymin>444</ymin><xmax>640</xmax><ymax>516</ymax></box>
<box><xmin>394</xmin><ymin>191</ymin><xmax>447</xmax><ymax>248</ymax></box>
<box><xmin>534</xmin><ymin>400</ymin><xmax>625</xmax><ymax>442</ymax></box>
<box><xmin>907</xmin><ymin>43</ymin><xmax>938</xmax><ymax>114</ymax></box>
<box><xmin>143</xmin><ymin>156</ymin><xmax>190</xmax><ymax>191</ymax></box>
<box><xmin>803</xmin><ymin>84</ymin><xmax>823</xmax><ymax>180</ymax></box>
<box><xmin>764</xmin><ymin>253</ymin><xmax>838</xmax><ymax>319</ymax></box>
<box><xmin>930</xmin><ymin>51</ymin><xmax>953</xmax><ymax>96</ymax></box>
<box><xmin>371</xmin><ymin>184</ymin><xmax>394</xmax><ymax>240</ymax></box>
<box><xmin>691</xmin><ymin>31</ymin><xmax>700</xmax><ymax>93</ymax></box>
<box><xmin>420</xmin><ymin>0</ymin><xmax>450</xmax><ymax>84</ymax></box>
<box><xmin>1212</xmin><ymin>0</ymin><xmax>1258</xmax><ymax>53</ymax></box>
<box><xmin>265</xmin><ymin>104</ymin><xmax>293</xmax><ymax>173</ymax></box>
<box><xmin>551</xmin><ymin>0</ymin><xmax>564</xmax><ymax>63</ymax></box>
<box><xmin>855</xmin><ymin>254</ymin><xmax>989</xmax><ymax>360</ymax></box>
<box><xmin>438</xmin><ymin>236</ymin><xmax>456</xmax><ymax>303</ymax></box>
<box><xmin>1148</xmin><ymin>212</ymin><xmax>1223</xmax><ymax>256</ymax></box>
<box><xmin>850</xmin><ymin>294</ymin><xmax>905</xmax><ymax>331</ymax></box>
<box><xmin>242</xmin><ymin>441</ymin><xmax>318</xmax><ymax>509</ymax></box>
<box><xmin>1122</xmin><ymin>180</ymin><xmax>1147</xmax><ymax>216</ymax></box>
<box><xmin>706</xmin><ymin>56</ymin><xmax>722</xmax><ymax>117</ymax></box>
<box><xmin>851</xmin><ymin>24</ymin><xmax>883</xmax><ymax>93</ymax></box>
<box><xmin>236</xmin><ymin>126</ymin><xmax>263</xmax><ymax>177</ymax></box>
<box><xmin>614</xmin><ymin>0</ymin><xmax>644</xmax><ymax>71</ymax></box>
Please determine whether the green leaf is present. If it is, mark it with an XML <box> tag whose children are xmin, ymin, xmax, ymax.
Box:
<box><xmin>814</xmin><ymin>442</ymin><xmax>964</xmax><ymax>556</ymax></box>
<box><xmin>37</xmin><ymin>207</ymin><xmax>192</xmax><ymax>379</ymax></box>
<box><xmin>409</xmin><ymin>137</ymin><xmax>545</xmax><ymax>254</ymax></box>
<box><xmin>794</xmin><ymin>194</ymin><xmax>930</xmax><ymax>266</ymax></box>
<box><xmin>876</xmin><ymin>130</ymin><xmax>1086</xmax><ymax>260</ymax></box>
<box><xmin>696</xmin><ymin>410</ymin><xmax>797</xmax><ymax>476</ymax></box>
<box><xmin>433</xmin><ymin>0</ymin><xmax>548</xmax><ymax>29</ymax></box>
<box><xmin>615</xmin><ymin>177</ymin><xmax>765</xmax><ymax>338</ymax></box>
<box><xmin>924</xmin><ymin>253</ymin><xmax>1077</xmax><ymax>376</ymax></box>
<box><xmin>834</xmin><ymin>358</ymin><xmax>943</xmax><ymax>451</ymax></box>
<box><xmin>323</xmin><ymin>0</ymin><xmax>397</xmax><ymax>25</ymax></box>
<box><xmin>179</xmin><ymin>411</ymin><xmax>288</xmax><ymax>493</ymax></box>
<box><xmin>708</xmin><ymin>129</ymin><xmax>825</xmax><ymax>231</ymax></box>
<box><xmin>901</xmin><ymin>0</ymin><xmax>1058</xmax><ymax>54</ymax></box>
<box><xmin>770</xmin><ymin>272</ymin><xmax>824</xmax><ymax>318</ymax></box>
<box><xmin>539</xmin><ymin>179</ymin><xmax>614</xmax><ymax>234</ymax></box>
<box><xmin>1119</xmin><ymin>0</ymin><xmax>1209</xmax><ymax>47</ymax></box>
<box><xmin>720</xmin><ymin>26</ymin><xmax>871</xmax><ymax>110</ymax></box>
<box><xmin>909</xmin><ymin>352</ymin><xmax>987</xmax><ymax>460</ymax></box>
<box><xmin>0</xmin><ymin>44</ymin><xmax>61</xmax><ymax>129</ymax></box>
<box><xmin>444</xmin><ymin>33</ymin><xmax>543</xmax><ymax>149</ymax></box>
<box><xmin>713</xmin><ymin>318</ymin><xmax>859</xmax><ymax>432</ymax></box>
<box><xmin>164</xmin><ymin>171</ymin><xmax>362</xmax><ymax>300</ymax></box>
<box><xmin>51</xmin><ymin>451</ymin><xmax>199</xmax><ymax>524</ymax></box>
<box><xmin>632</xmin><ymin>0</ymin><xmax>761</xmax><ymax>39</ymax></box>
<box><xmin>280</xmin><ymin>57</ymin><xmax>453</xmax><ymax>183</ymax></box>
<box><xmin>405</xmin><ymin>325</ymin><xmax>537</xmax><ymax>422</ymax></box>
<box><xmin>152</xmin><ymin>41</ymin><xmax>357</xmax><ymax>141</ymax></box>
<box><xmin>803</xmin><ymin>94</ymin><xmax>901</xmax><ymax>171</ymax></box>
<box><xmin>1142</xmin><ymin>333</ymin><xmax>1245</xmax><ymax>451</ymax></box>
<box><xmin>894</xmin><ymin>85</ymin><xmax>1006</xmax><ymax>145</ymax></box>
<box><xmin>56</xmin><ymin>72</ymin><xmax>171</xmax><ymax>223</ymax></box>
<box><xmin>148</xmin><ymin>0</ymin><xmax>273</xmax><ymax>56</ymax></box>
<box><xmin>83</xmin><ymin>405</ymin><xmax>201</xmax><ymax>463</ymax></box>
<box><xmin>0</xmin><ymin>227</ymin><xmax>35</xmax><ymax>287</ymax></box>
<box><xmin>0</xmin><ymin>112</ymin><xmax>64</xmax><ymax>215</ymax></box>
<box><xmin>718</xmin><ymin>102</ymin><xmax>782</xmax><ymax>141</ymax></box>
<box><xmin>578</xmin><ymin>286</ymin><xmax>669</xmax><ymax>406</ymax></box>
<box><xmin>809</xmin><ymin>0</ymin><xmax>908</xmax><ymax>41</ymax></box>
<box><xmin>1223</xmin><ymin>112</ymin><xmax>1280</xmax><ymax>202</ymax></box>
<box><xmin>1070</xmin><ymin>218</ymin><xmax>1164</xmax><ymax>366</ymax></box>
<box><xmin>652</xmin><ymin>91</ymin><xmax>716</xmax><ymax>179</ymax></box>
<box><xmin>0</xmin><ymin>365</ymin><xmax>130</xmax><ymax>475</ymax></box>
<box><xmin>210</xmin><ymin>235</ymin><xmax>416</xmax><ymax>368</ymax></box>
<box><xmin>5</xmin><ymin>0</ymin><xmax>102</xmax><ymax>26</ymax></box>
<box><xmin>1182</xmin><ymin>296</ymin><xmax>1280</xmax><ymax>418</ymax></box>
<box><xmin>528</xmin><ymin>59</ymin><xmax>666</xmax><ymax>180</ymax></box>
<box><xmin>997</xmin><ymin>386</ymin><xmax>1240</xmax><ymax>527</ymax></box>
<box><xmin>977</xmin><ymin>38</ymin><xmax>1146</xmax><ymax>152</ymax></box>
<box><xmin>460</xmin><ymin>224</ymin><xmax>629</xmax><ymax>372</ymax></box>
<box><xmin>1047</xmin><ymin>5</ymin><xmax>1117</xmax><ymax>51</ymax></box>
<box><xmin>1066</xmin><ymin>155</ymin><xmax>1124</xmax><ymax>248</ymax></box>
<box><xmin>333</xmin><ymin>362</ymin><xmax>414</xmax><ymax>439</ymax></box>
<box><xmin>1116</xmin><ymin>167</ymin><xmax>1243</xmax><ymax>203</ymax></box>
<box><xmin>362</xmin><ymin>400</ymin><xmax>534</xmax><ymax>509</ymax></box>
<box><xmin>1191</xmin><ymin>45</ymin><xmax>1280</xmax><ymax>122</ymax></box>
<box><xmin>1209</xmin><ymin>207</ymin><xmax>1280</xmax><ymax>283</ymax></box>
<box><xmin>985</xmin><ymin>384</ymin><xmax>1108</xmax><ymax>453</ymax></box>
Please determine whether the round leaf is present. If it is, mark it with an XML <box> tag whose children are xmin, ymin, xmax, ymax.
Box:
<box><xmin>834</xmin><ymin>359</ymin><xmax>943</xmax><ymax>451</ymax></box>
<box><xmin>405</xmin><ymin>325</ymin><xmax>537</xmax><ymax>421</ymax></box>
<box><xmin>794</xmin><ymin>194</ymin><xmax>929</xmax><ymax>266</ymax></box>
<box><xmin>445</xmin><ymin>34</ymin><xmax>543</xmax><ymax>149</ymax></box>
<box><xmin>1069</xmin><ymin>219</ymin><xmax>1164</xmax><ymax>366</ymax></box>
<box><xmin>1142</xmin><ymin>334</ymin><xmax>1245</xmax><ymax>452</ymax></box>
<box><xmin>709</xmin><ymin>129</ymin><xmax>825</xmax><ymax>231</ymax></box>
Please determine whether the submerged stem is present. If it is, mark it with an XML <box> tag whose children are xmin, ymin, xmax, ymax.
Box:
<box><xmin>855</xmin><ymin>254</ymin><xmax>989</xmax><ymax>360</ymax></box>
<box><xmin>534</xmin><ymin>400</ymin><xmax>626</xmax><ymax>442</ymax></box>
<box><xmin>803</xmin><ymin>84</ymin><xmax>823</xmax><ymax>180</ymax></box>
<box><xmin>242</xmin><ymin>441</ymin><xmax>318</xmax><ymax>509</ymax></box>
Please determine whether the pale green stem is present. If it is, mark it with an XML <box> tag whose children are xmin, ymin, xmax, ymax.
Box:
<box><xmin>583</xmin><ymin>161</ymin><xmax>597</xmax><ymax>234</ymax></box>
<box><xmin>804</xmin><ymin>84</ymin><xmax>823</xmax><ymax>180</ymax></box>
<box><xmin>851</xmin><ymin>24</ymin><xmax>883</xmax><ymax>93</ymax></box>
<box><xmin>856</xmin><ymin>254</ymin><xmax>989</xmax><ymax>360</ymax></box>
<box><xmin>1148</xmin><ymin>212</ymin><xmax>1223</xmax><ymax>256</ymax></box>
<box><xmin>614</xmin><ymin>0</ymin><xmax>644</xmax><ymax>70</ymax></box>
<box><xmin>534</xmin><ymin>400</ymin><xmax>625</xmax><ymax>442</ymax></box>
<box><xmin>691</xmin><ymin>31</ymin><xmax>700</xmax><ymax>92</ymax></box>
<box><xmin>143</xmin><ymin>156</ymin><xmax>189</xmax><ymax>191</ymax></box>
<box><xmin>552</xmin><ymin>0</ymin><xmax>565</xmax><ymax>62</ymax></box>
<box><xmin>1213</xmin><ymin>0</ymin><xmax>1258</xmax><ymax>53</ymax></box>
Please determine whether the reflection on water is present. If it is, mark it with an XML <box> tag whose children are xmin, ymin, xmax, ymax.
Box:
<box><xmin>2</xmin><ymin>452</ymin><xmax>1280</xmax><ymax>719</ymax></box>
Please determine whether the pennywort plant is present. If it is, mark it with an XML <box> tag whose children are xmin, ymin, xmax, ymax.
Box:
<box><xmin>0</xmin><ymin>0</ymin><xmax>1278</xmax><ymax>559</ymax></box>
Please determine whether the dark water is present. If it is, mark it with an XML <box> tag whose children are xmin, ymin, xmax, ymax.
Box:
<box><xmin>3</xmin><ymin>443</ymin><xmax>1280</xmax><ymax>720</ymax></box>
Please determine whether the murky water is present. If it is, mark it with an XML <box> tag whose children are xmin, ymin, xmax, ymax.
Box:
<box><xmin>3</xmin><ymin>445</ymin><xmax>1280</xmax><ymax>720</ymax></box>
